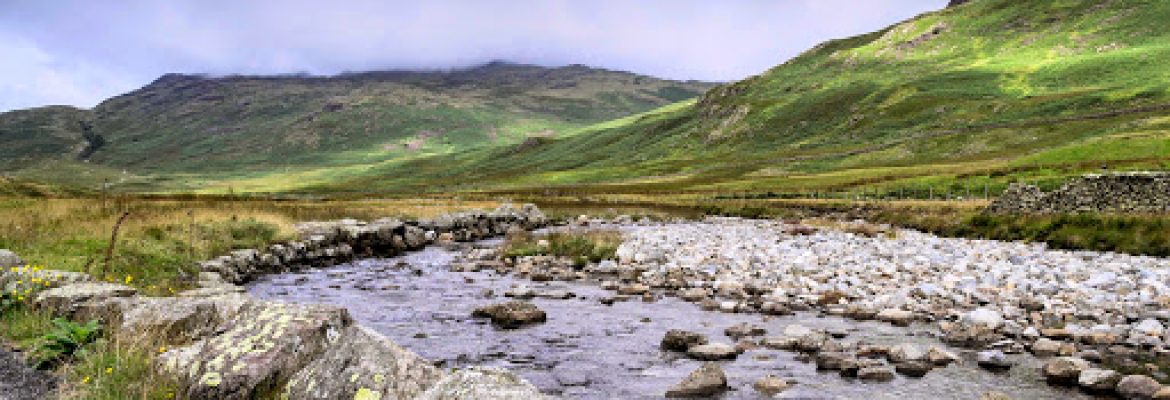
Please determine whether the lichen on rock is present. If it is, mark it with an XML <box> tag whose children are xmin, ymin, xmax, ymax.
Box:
<box><xmin>416</xmin><ymin>367</ymin><xmax>551</xmax><ymax>400</ymax></box>
<box><xmin>283</xmin><ymin>325</ymin><xmax>444</xmax><ymax>400</ymax></box>
<box><xmin>158</xmin><ymin>301</ymin><xmax>352</xmax><ymax>399</ymax></box>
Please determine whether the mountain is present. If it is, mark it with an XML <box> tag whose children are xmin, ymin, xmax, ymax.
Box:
<box><xmin>316</xmin><ymin>0</ymin><xmax>1170</xmax><ymax>196</ymax></box>
<box><xmin>0</xmin><ymin>62</ymin><xmax>714</xmax><ymax>190</ymax></box>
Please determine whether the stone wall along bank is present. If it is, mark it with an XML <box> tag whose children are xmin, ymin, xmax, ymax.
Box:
<box><xmin>200</xmin><ymin>203</ymin><xmax>546</xmax><ymax>284</ymax></box>
<box><xmin>986</xmin><ymin>172</ymin><xmax>1170</xmax><ymax>214</ymax></box>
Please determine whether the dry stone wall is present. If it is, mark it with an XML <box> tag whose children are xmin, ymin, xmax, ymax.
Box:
<box><xmin>986</xmin><ymin>172</ymin><xmax>1170</xmax><ymax>214</ymax></box>
<box><xmin>201</xmin><ymin>203</ymin><xmax>546</xmax><ymax>284</ymax></box>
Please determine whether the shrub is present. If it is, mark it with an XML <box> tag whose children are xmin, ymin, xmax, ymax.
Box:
<box><xmin>32</xmin><ymin>318</ymin><xmax>102</xmax><ymax>369</ymax></box>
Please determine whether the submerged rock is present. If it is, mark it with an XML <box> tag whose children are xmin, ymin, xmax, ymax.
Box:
<box><xmin>661</xmin><ymin>330</ymin><xmax>709</xmax><ymax>352</ymax></box>
<box><xmin>665</xmin><ymin>362</ymin><xmax>728</xmax><ymax>398</ymax></box>
<box><xmin>471</xmin><ymin>301</ymin><xmax>547</xmax><ymax>329</ymax></box>
<box><xmin>753</xmin><ymin>375</ymin><xmax>790</xmax><ymax>396</ymax></box>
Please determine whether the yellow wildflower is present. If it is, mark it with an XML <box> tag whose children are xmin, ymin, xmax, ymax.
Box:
<box><xmin>159</xmin><ymin>346</ymin><xmax>168</xmax><ymax>353</ymax></box>
<box><xmin>82</xmin><ymin>376</ymin><xmax>91</xmax><ymax>384</ymax></box>
<box><xmin>124</xmin><ymin>276</ymin><xmax>134</xmax><ymax>284</ymax></box>
<box><xmin>106</xmin><ymin>367</ymin><xmax>113</xmax><ymax>374</ymax></box>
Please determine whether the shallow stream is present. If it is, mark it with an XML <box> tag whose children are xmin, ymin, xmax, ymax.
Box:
<box><xmin>248</xmin><ymin>237</ymin><xmax>1100</xmax><ymax>399</ymax></box>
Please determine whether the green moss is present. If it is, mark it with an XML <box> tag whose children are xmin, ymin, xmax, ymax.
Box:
<box><xmin>503</xmin><ymin>230</ymin><xmax>622</xmax><ymax>266</ymax></box>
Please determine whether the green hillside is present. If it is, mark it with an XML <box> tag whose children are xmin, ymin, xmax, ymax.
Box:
<box><xmin>315</xmin><ymin>0</ymin><xmax>1170</xmax><ymax>196</ymax></box>
<box><xmin>0</xmin><ymin>62</ymin><xmax>713</xmax><ymax>191</ymax></box>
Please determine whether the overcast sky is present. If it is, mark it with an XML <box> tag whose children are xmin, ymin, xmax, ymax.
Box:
<box><xmin>0</xmin><ymin>0</ymin><xmax>945</xmax><ymax>112</ymax></box>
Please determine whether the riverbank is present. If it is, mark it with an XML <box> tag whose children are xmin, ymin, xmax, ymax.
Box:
<box><xmin>0</xmin><ymin>197</ymin><xmax>500</xmax><ymax>399</ymax></box>
<box><xmin>528</xmin><ymin>196</ymin><xmax>1170</xmax><ymax>257</ymax></box>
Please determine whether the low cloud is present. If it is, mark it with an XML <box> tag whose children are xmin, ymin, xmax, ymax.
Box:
<box><xmin>0</xmin><ymin>0</ymin><xmax>945</xmax><ymax>112</ymax></box>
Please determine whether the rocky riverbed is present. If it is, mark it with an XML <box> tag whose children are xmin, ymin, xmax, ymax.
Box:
<box><xmin>247</xmin><ymin>216</ymin><xmax>1170</xmax><ymax>398</ymax></box>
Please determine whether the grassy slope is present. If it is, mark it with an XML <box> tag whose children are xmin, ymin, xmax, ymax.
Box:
<box><xmin>0</xmin><ymin>62</ymin><xmax>713</xmax><ymax>192</ymax></box>
<box><xmin>316</xmin><ymin>0</ymin><xmax>1170</xmax><ymax>196</ymax></box>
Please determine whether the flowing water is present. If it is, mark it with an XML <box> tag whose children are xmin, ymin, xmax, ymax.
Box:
<box><xmin>248</xmin><ymin>237</ymin><xmax>1101</xmax><ymax>399</ymax></box>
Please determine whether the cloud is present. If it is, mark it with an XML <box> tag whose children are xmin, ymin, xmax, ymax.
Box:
<box><xmin>0</xmin><ymin>0</ymin><xmax>946</xmax><ymax>112</ymax></box>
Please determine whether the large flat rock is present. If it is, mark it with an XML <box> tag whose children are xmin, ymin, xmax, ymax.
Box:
<box><xmin>284</xmin><ymin>325</ymin><xmax>445</xmax><ymax>399</ymax></box>
<box><xmin>33</xmin><ymin>282</ymin><xmax>137</xmax><ymax>318</ymax></box>
<box><xmin>76</xmin><ymin>294</ymin><xmax>254</xmax><ymax>344</ymax></box>
<box><xmin>158</xmin><ymin>301</ymin><xmax>352</xmax><ymax>400</ymax></box>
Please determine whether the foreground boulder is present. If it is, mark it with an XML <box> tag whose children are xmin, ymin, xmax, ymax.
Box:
<box><xmin>471</xmin><ymin>301</ymin><xmax>547</xmax><ymax>329</ymax></box>
<box><xmin>285</xmin><ymin>326</ymin><xmax>444</xmax><ymax>399</ymax></box>
<box><xmin>666</xmin><ymin>362</ymin><xmax>727</xmax><ymax>398</ymax></box>
<box><xmin>158</xmin><ymin>302</ymin><xmax>352</xmax><ymax>399</ymax></box>
<box><xmin>661</xmin><ymin>330</ymin><xmax>709</xmax><ymax>352</ymax></box>
<box><xmin>417</xmin><ymin>367</ymin><xmax>550</xmax><ymax>400</ymax></box>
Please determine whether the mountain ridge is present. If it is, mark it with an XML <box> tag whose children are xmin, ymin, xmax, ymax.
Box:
<box><xmin>0</xmin><ymin>61</ymin><xmax>715</xmax><ymax>189</ymax></box>
<box><xmin>303</xmin><ymin>0</ymin><xmax>1170</xmax><ymax>196</ymax></box>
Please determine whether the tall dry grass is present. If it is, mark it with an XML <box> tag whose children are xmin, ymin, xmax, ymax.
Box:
<box><xmin>0</xmin><ymin>197</ymin><xmax>498</xmax><ymax>294</ymax></box>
